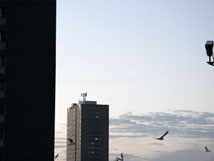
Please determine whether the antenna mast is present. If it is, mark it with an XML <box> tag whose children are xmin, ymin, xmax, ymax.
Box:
<box><xmin>81</xmin><ymin>92</ymin><xmax>87</xmax><ymax>104</ymax></box>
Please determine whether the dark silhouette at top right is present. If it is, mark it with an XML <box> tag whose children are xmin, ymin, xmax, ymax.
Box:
<box><xmin>205</xmin><ymin>146</ymin><xmax>211</xmax><ymax>152</ymax></box>
<box><xmin>156</xmin><ymin>130</ymin><xmax>169</xmax><ymax>140</ymax></box>
<box><xmin>205</xmin><ymin>40</ymin><xmax>214</xmax><ymax>66</ymax></box>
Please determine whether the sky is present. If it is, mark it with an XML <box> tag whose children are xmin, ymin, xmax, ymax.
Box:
<box><xmin>55</xmin><ymin>0</ymin><xmax>214</xmax><ymax>161</ymax></box>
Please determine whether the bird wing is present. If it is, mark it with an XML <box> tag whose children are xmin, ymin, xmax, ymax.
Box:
<box><xmin>67</xmin><ymin>138</ymin><xmax>73</xmax><ymax>143</ymax></box>
<box><xmin>205</xmin><ymin>146</ymin><xmax>209</xmax><ymax>151</ymax></box>
<box><xmin>160</xmin><ymin>130</ymin><xmax>168</xmax><ymax>138</ymax></box>
<box><xmin>55</xmin><ymin>154</ymin><xmax>59</xmax><ymax>159</ymax></box>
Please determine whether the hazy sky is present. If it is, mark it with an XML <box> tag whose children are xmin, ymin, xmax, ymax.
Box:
<box><xmin>55</xmin><ymin>0</ymin><xmax>214</xmax><ymax>160</ymax></box>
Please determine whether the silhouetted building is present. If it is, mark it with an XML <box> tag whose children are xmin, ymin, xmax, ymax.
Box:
<box><xmin>0</xmin><ymin>0</ymin><xmax>56</xmax><ymax>160</ymax></box>
<box><xmin>67</xmin><ymin>97</ymin><xmax>109</xmax><ymax>161</ymax></box>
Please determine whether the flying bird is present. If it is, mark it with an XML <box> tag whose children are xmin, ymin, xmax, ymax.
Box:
<box><xmin>156</xmin><ymin>130</ymin><xmax>168</xmax><ymax>140</ymax></box>
<box><xmin>116</xmin><ymin>152</ymin><xmax>124</xmax><ymax>161</ymax></box>
<box><xmin>55</xmin><ymin>153</ymin><xmax>59</xmax><ymax>159</ymax></box>
<box><xmin>205</xmin><ymin>146</ymin><xmax>211</xmax><ymax>152</ymax></box>
<box><xmin>116</xmin><ymin>157</ymin><xmax>122</xmax><ymax>161</ymax></box>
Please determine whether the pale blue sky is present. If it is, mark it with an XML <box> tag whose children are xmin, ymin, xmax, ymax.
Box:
<box><xmin>55</xmin><ymin>0</ymin><xmax>214</xmax><ymax>160</ymax></box>
<box><xmin>56</xmin><ymin>0</ymin><xmax>214</xmax><ymax>119</ymax></box>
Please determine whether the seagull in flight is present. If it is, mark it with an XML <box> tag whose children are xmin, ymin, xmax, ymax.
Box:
<box><xmin>116</xmin><ymin>157</ymin><xmax>122</xmax><ymax>161</ymax></box>
<box><xmin>156</xmin><ymin>130</ymin><xmax>168</xmax><ymax>140</ymax></box>
<box><xmin>205</xmin><ymin>146</ymin><xmax>211</xmax><ymax>152</ymax></box>
<box><xmin>116</xmin><ymin>153</ymin><xmax>124</xmax><ymax>161</ymax></box>
<box><xmin>55</xmin><ymin>153</ymin><xmax>59</xmax><ymax>159</ymax></box>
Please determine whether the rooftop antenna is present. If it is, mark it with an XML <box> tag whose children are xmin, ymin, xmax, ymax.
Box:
<box><xmin>81</xmin><ymin>92</ymin><xmax>87</xmax><ymax>104</ymax></box>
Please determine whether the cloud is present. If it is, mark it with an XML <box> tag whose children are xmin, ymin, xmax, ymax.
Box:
<box><xmin>110</xmin><ymin>149</ymin><xmax>214</xmax><ymax>161</ymax></box>
<box><xmin>149</xmin><ymin>143</ymin><xmax>164</xmax><ymax>146</ymax></box>
<box><xmin>110</xmin><ymin>111</ymin><xmax>214</xmax><ymax>138</ymax></box>
<box><xmin>55</xmin><ymin>110</ymin><xmax>214</xmax><ymax>161</ymax></box>
<box><xmin>151</xmin><ymin>149</ymin><xmax>214</xmax><ymax>161</ymax></box>
<box><xmin>110</xmin><ymin>153</ymin><xmax>150</xmax><ymax>161</ymax></box>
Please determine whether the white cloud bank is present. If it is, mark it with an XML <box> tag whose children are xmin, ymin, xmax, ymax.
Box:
<box><xmin>55</xmin><ymin>110</ymin><xmax>214</xmax><ymax>161</ymax></box>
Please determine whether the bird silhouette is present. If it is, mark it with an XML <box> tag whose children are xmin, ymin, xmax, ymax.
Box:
<box><xmin>156</xmin><ymin>130</ymin><xmax>168</xmax><ymax>140</ymax></box>
<box><xmin>115</xmin><ymin>152</ymin><xmax>124</xmax><ymax>161</ymax></box>
<box><xmin>205</xmin><ymin>146</ymin><xmax>211</xmax><ymax>152</ymax></box>
<box><xmin>67</xmin><ymin>138</ymin><xmax>75</xmax><ymax>145</ymax></box>
<box><xmin>67</xmin><ymin>138</ymin><xmax>73</xmax><ymax>143</ymax></box>
<box><xmin>55</xmin><ymin>153</ymin><xmax>59</xmax><ymax>159</ymax></box>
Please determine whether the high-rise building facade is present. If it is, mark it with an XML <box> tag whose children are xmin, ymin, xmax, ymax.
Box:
<box><xmin>67</xmin><ymin>98</ymin><xmax>109</xmax><ymax>161</ymax></box>
<box><xmin>0</xmin><ymin>0</ymin><xmax>56</xmax><ymax>160</ymax></box>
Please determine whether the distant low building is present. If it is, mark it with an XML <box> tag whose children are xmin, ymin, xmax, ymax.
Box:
<box><xmin>67</xmin><ymin>95</ymin><xmax>109</xmax><ymax>161</ymax></box>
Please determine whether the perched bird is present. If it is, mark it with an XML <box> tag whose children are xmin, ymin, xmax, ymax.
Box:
<box><xmin>156</xmin><ymin>130</ymin><xmax>168</xmax><ymax>140</ymax></box>
<box><xmin>205</xmin><ymin>146</ymin><xmax>211</xmax><ymax>152</ymax></box>
<box><xmin>55</xmin><ymin>153</ymin><xmax>59</xmax><ymax>159</ymax></box>
<box><xmin>67</xmin><ymin>138</ymin><xmax>75</xmax><ymax>145</ymax></box>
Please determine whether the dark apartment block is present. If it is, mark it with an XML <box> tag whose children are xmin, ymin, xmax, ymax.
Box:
<box><xmin>0</xmin><ymin>0</ymin><xmax>56</xmax><ymax>160</ymax></box>
<box><xmin>67</xmin><ymin>100</ymin><xmax>109</xmax><ymax>161</ymax></box>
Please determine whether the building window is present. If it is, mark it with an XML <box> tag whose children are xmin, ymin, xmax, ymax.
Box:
<box><xmin>0</xmin><ymin>128</ymin><xmax>4</xmax><ymax>147</ymax></box>
<box><xmin>0</xmin><ymin>80</ymin><xmax>5</xmax><ymax>98</ymax></box>
<box><xmin>0</xmin><ymin>128</ymin><xmax>4</xmax><ymax>138</ymax></box>
<box><xmin>0</xmin><ymin>7</ymin><xmax>6</xmax><ymax>25</ymax></box>
<box><xmin>0</xmin><ymin>80</ymin><xmax>5</xmax><ymax>90</ymax></box>
<box><xmin>0</xmin><ymin>56</ymin><xmax>6</xmax><ymax>74</ymax></box>
<box><xmin>0</xmin><ymin>56</ymin><xmax>6</xmax><ymax>67</ymax></box>
<box><xmin>0</xmin><ymin>8</ymin><xmax>6</xmax><ymax>18</ymax></box>
<box><xmin>0</xmin><ymin>104</ymin><xmax>4</xmax><ymax>122</ymax></box>
<box><xmin>0</xmin><ymin>154</ymin><xmax>3</xmax><ymax>161</ymax></box>
<box><xmin>0</xmin><ymin>31</ymin><xmax>6</xmax><ymax>49</ymax></box>
<box><xmin>0</xmin><ymin>104</ymin><xmax>4</xmax><ymax>114</ymax></box>
<box><xmin>95</xmin><ymin>137</ymin><xmax>99</xmax><ymax>141</ymax></box>
<box><xmin>0</xmin><ymin>32</ymin><xmax>6</xmax><ymax>42</ymax></box>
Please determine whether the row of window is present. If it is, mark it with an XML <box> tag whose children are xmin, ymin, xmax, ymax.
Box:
<box><xmin>0</xmin><ymin>128</ymin><xmax>4</xmax><ymax>148</ymax></box>
<box><xmin>88</xmin><ymin>146</ymin><xmax>102</xmax><ymax>150</ymax></box>
<box><xmin>0</xmin><ymin>4</ymin><xmax>6</xmax><ymax>119</ymax></box>
<box><xmin>0</xmin><ymin>3</ymin><xmax>6</xmax><ymax>161</ymax></box>
<box><xmin>0</xmin><ymin>4</ymin><xmax>6</xmax><ymax>160</ymax></box>
<box><xmin>0</xmin><ymin>7</ymin><xmax>6</xmax><ymax>29</ymax></box>
<box><xmin>0</xmin><ymin>8</ymin><xmax>7</xmax><ymax>74</ymax></box>
<box><xmin>0</xmin><ymin>7</ymin><xmax>6</xmax><ymax>59</ymax></box>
